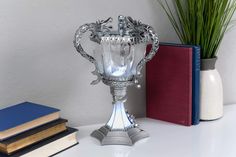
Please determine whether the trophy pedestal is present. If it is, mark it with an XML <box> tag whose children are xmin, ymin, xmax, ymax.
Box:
<box><xmin>91</xmin><ymin>86</ymin><xmax>149</xmax><ymax>146</ymax></box>
<box><xmin>91</xmin><ymin>126</ymin><xmax>149</xmax><ymax>146</ymax></box>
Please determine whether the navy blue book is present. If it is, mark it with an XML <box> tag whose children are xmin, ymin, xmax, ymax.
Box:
<box><xmin>160</xmin><ymin>43</ymin><xmax>201</xmax><ymax>125</ymax></box>
<box><xmin>191</xmin><ymin>46</ymin><xmax>200</xmax><ymax>125</ymax></box>
<box><xmin>0</xmin><ymin>102</ymin><xmax>60</xmax><ymax>141</ymax></box>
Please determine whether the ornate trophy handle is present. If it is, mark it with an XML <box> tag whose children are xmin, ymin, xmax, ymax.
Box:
<box><xmin>136</xmin><ymin>27</ymin><xmax>159</xmax><ymax>75</ymax></box>
<box><xmin>73</xmin><ymin>17</ymin><xmax>113</xmax><ymax>85</ymax></box>
<box><xmin>74</xmin><ymin>24</ymin><xmax>95</xmax><ymax>64</ymax></box>
<box><xmin>73</xmin><ymin>17</ymin><xmax>113</xmax><ymax>64</ymax></box>
<box><xmin>122</xmin><ymin>16</ymin><xmax>159</xmax><ymax>77</ymax></box>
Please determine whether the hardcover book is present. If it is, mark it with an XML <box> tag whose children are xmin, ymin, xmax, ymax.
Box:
<box><xmin>0</xmin><ymin>102</ymin><xmax>60</xmax><ymax>141</ymax></box>
<box><xmin>146</xmin><ymin>44</ymin><xmax>193</xmax><ymax>126</ymax></box>
<box><xmin>157</xmin><ymin>43</ymin><xmax>201</xmax><ymax>125</ymax></box>
<box><xmin>0</xmin><ymin>127</ymin><xmax>78</xmax><ymax>157</ymax></box>
<box><xmin>0</xmin><ymin>119</ymin><xmax>68</xmax><ymax>155</ymax></box>
<box><xmin>190</xmin><ymin>46</ymin><xmax>200</xmax><ymax>125</ymax></box>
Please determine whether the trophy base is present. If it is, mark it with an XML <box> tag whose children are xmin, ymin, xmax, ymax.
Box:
<box><xmin>91</xmin><ymin>126</ymin><xmax>149</xmax><ymax>146</ymax></box>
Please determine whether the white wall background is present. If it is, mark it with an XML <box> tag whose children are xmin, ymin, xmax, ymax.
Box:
<box><xmin>0</xmin><ymin>0</ymin><xmax>235</xmax><ymax>127</ymax></box>
<box><xmin>217</xmin><ymin>14</ymin><xmax>236</xmax><ymax>105</ymax></box>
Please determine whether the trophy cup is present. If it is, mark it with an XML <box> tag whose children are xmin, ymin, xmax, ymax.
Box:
<box><xmin>74</xmin><ymin>15</ymin><xmax>159</xmax><ymax>146</ymax></box>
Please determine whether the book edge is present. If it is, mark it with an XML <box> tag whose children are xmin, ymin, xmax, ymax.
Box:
<box><xmin>0</xmin><ymin>128</ymin><xmax>78</xmax><ymax>157</ymax></box>
<box><xmin>0</xmin><ymin>112</ymin><xmax>60</xmax><ymax>141</ymax></box>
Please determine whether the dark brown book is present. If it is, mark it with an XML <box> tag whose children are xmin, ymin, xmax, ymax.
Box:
<box><xmin>0</xmin><ymin>127</ymin><xmax>78</xmax><ymax>157</ymax></box>
<box><xmin>0</xmin><ymin>119</ymin><xmax>67</xmax><ymax>155</ymax></box>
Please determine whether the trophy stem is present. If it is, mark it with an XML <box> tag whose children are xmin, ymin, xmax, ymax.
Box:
<box><xmin>106</xmin><ymin>87</ymin><xmax>134</xmax><ymax>130</ymax></box>
<box><xmin>91</xmin><ymin>86</ymin><xmax>149</xmax><ymax>146</ymax></box>
<box><xmin>106</xmin><ymin>101</ymin><xmax>133</xmax><ymax>130</ymax></box>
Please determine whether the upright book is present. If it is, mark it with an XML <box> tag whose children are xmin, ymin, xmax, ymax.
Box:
<box><xmin>191</xmin><ymin>45</ymin><xmax>200</xmax><ymax>125</ymax></box>
<box><xmin>146</xmin><ymin>44</ymin><xmax>194</xmax><ymax>126</ymax></box>
<box><xmin>156</xmin><ymin>43</ymin><xmax>201</xmax><ymax>125</ymax></box>
<box><xmin>0</xmin><ymin>102</ymin><xmax>60</xmax><ymax>140</ymax></box>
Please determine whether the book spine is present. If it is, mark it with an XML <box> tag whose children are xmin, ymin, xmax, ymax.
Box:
<box><xmin>192</xmin><ymin>46</ymin><xmax>201</xmax><ymax>125</ymax></box>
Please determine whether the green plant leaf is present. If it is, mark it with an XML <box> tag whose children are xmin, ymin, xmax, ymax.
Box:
<box><xmin>158</xmin><ymin>0</ymin><xmax>236</xmax><ymax>59</ymax></box>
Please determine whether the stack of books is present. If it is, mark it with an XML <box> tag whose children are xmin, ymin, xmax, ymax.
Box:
<box><xmin>0</xmin><ymin>102</ymin><xmax>78</xmax><ymax>157</ymax></box>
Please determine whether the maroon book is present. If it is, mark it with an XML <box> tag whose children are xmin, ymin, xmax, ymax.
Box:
<box><xmin>146</xmin><ymin>44</ymin><xmax>192</xmax><ymax>126</ymax></box>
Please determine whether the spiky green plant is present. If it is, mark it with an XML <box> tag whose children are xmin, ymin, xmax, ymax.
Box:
<box><xmin>158</xmin><ymin>0</ymin><xmax>236</xmax><ymax>59</ymax></box>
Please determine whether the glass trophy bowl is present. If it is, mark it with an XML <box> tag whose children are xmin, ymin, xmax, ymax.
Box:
<box><xmin>74</xmin><ymin>15</ymin><xmax>159</xmax><ymax>146</ymax></box>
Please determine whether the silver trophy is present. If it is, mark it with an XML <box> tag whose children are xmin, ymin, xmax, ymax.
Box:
<box><xmin>74</xmin><ymin>15</ymin><xmax>159</xmax><ymax>146</ymax></box>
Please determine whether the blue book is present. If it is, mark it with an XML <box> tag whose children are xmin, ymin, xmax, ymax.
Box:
<box><xmin>0</xmin><ymin>102</ymin><xmax>60</xmax><ymax>140</ymax></box>
<box><xmin>191</xmin><ymin>46</ymin><xmax>200</xmax><ymax>125</ymax></box>
<box><xmin>160</xmin><ymin>43</ymin><xmax>201</xmax><ymax>125</ymax></box>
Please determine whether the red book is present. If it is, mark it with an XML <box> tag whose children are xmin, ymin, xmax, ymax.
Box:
<box><xmin>146</xmin><ymin>44</ymin><xmax>192</xmax><ymax>126</ymax></box>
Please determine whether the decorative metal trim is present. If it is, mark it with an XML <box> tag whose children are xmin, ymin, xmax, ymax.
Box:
<box><xmin>73</xmin><ymin>15</ymin><xmax>159</xmax><ymax>81</ymax></box>
<box><xmin>73</xmin><ymin>15</ymin><xmax>159</xmax><ymax>146</ymax></box>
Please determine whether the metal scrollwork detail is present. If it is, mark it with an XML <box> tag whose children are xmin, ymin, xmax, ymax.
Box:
<box><xmin>122</xmin><ymin>16</ymin><xmax>159</xmax><ymax>77</ymax></box>
<box><xmin>74</xmin><ymin>15</ymin><xmax>159</xmax><ymax>86</ymax></box>
<box><xmin>73</xmin><ymin>17</ymin><xmax>113</xmax><ymax>63</ymax></box>
<box><xmin>73</xmin><ymin>17</ymin><xmax>113</xmax><ymax>85</ymax></box>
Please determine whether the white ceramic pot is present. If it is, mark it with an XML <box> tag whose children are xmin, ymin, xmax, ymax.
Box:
<box><xmin>200</xmin><ymin>58</ymin><xmax>223</xmax><ymax>120</ymax></box>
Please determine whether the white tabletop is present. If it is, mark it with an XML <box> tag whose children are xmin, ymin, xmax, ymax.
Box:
<box><xmin>55</xmin><ymin>105</ymin><xmax>236</xmax><ymax>157</ymax></box>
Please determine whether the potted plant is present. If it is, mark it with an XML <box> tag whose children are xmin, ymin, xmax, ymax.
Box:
<box><xmin>158</xmin><ymin>0</ymin><xmax>236</xmax><ymax>120</ymax></box>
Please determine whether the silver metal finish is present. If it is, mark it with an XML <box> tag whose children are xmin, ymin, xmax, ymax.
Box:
<box><xmin>91</xmin><ymin>126</ymin><xmax>149</xmax><ymax>146</ymax></box>
<box><xmin>73</xmin><ymin>15</ymin><xmax>159</xmax><ymax>146</ymax></box>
